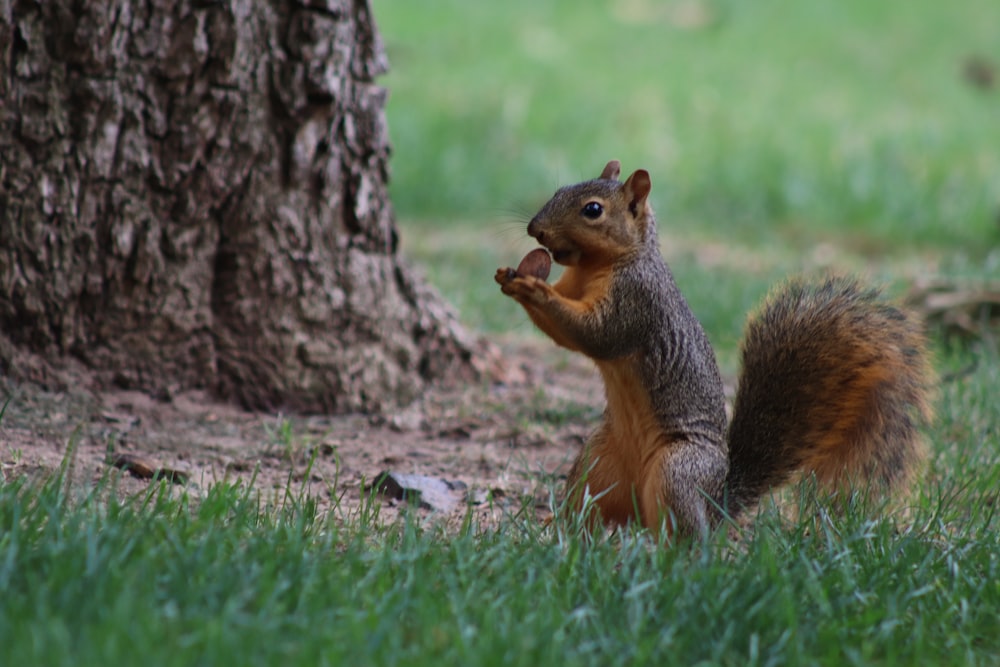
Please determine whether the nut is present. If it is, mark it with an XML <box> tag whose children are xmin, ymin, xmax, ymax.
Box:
<box><xmin>516</xmin><ymin>248</ymin><xmax>552</xmax><ymax>281</ymax></box>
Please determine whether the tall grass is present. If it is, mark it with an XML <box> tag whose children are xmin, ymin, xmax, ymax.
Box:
<box><xmin>3</xmin><ymin>351</ymin><xmax>999</xmax><ymax>665</ymax></box>
<box><xmin>2</xmin><ymin>406</ymin><xmax>999</xmax><ymax>667</ymax></box>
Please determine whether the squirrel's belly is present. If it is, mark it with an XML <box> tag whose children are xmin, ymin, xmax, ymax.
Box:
<box><xmin>595</xmin><ymin>358</ymin><xmax>670</xmax><ymax>474</ymax></box>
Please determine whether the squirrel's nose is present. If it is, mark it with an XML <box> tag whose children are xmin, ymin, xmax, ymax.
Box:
<box><xmin>527</xmin><ymin>218</ymin><xmax>543</xmax><ymax>242</ymax></box>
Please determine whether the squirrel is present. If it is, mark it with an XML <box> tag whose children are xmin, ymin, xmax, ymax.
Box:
<box><xmin>495</xmin><ymin>160</ymin><xmax>933</xmax><ymax>539</ymax></box>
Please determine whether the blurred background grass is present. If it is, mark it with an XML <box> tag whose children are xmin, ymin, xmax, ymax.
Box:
<box><xmin>375</xmin><ymin>0</ymin><xmax>1000</xmax><ymax>364</ymax></box>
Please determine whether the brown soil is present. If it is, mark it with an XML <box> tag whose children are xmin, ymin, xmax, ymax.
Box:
<box><xmin>0</xmin><ymin>339</ymin><xmax>604</xmax><ymax>529</ymax></box>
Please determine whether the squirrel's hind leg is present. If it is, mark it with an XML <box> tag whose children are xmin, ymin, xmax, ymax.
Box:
<box><xmin>640</xmin><ymin>442</ymin><xmax>728</xmax><ymax>539</ymax></box>
<box><xmin>564</xmin><ymin>431</ymin><xmax>636</xmax><ymax>528</ymax></box>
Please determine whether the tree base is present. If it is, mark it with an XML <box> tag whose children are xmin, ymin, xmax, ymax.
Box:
<box><xmin>0</xmin><ymin>1</ymin><xmax>480</xmax><ymax>413</ymax></box>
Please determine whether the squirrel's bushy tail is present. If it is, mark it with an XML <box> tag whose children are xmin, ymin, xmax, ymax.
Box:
<box><xmin>724</xmin><ymin>277</ymin><xmax>933</xmax><ymax>515</ymax></box>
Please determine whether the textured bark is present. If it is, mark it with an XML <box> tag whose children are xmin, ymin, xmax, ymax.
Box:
<box><xmin>0</xmin><ymin>0</ymin><xmax>477</xmax><ymax>412</ymax></box>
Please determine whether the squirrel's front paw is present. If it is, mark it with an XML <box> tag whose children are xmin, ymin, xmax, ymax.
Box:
<box><xmin>499</xmin><ymin>275</ymin><xmax>551</xmax><ymax>305</ymax></box>
<box><xmin>495</xmin><ymin>249</ymin><xmax>552</xmax><ymax>288</ymax></box>
<box><xmin>495</xmin><ymin>267</ymin><xmax>519</xmax><ymax>286</ymax></box>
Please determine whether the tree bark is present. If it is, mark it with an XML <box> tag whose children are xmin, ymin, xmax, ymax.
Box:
<box><xmin>0</xmin><ymin>0</ymin><xmax>477</xmax><ymax>412</ymax></box>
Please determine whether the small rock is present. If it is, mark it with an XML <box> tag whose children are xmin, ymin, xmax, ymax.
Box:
<box><xmin>367</xmin><ymin>471</ymin><xmax>467</xmax><ymax>512</ymax></box>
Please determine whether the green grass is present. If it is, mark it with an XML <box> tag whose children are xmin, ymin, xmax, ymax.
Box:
<box><xmin>381</xmin><ymin>0</ymin><xmax>1000</xmax><ymax>247</ymax></box>
<box><xmin>3</xmin><ymin>359</ymin><xmax>1000</xmax><ymax>667</ymax></box>
<box><xmin>4</xmin><ymin>0</ymin><xmax>1000</xmax><ymax>664</ymax></box>
<box><xmin>380</xmin><ymin>0</ymin><xmax>1000</xmax><ymax>342</ymax></box>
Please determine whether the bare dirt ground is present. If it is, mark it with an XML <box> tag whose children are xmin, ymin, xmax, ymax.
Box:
<box><xmin>0</xmin><ymin>338</ymin><xmax>605</xmax><ymax>529</ymax></box>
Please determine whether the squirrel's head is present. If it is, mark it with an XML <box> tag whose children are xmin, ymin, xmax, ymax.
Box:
<box><xmin>527</xmin><ymin>160</ymin><xmax>655</xmax><ymax>267</ymax></box>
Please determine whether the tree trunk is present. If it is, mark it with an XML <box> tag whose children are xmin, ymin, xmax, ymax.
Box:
<box><xmin>0</xmin><ymin>0</ymin><xmax>477</xmax><ymax>412</ymax></box>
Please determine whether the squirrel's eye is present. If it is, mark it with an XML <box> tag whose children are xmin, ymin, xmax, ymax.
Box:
<box><xmin>581</xmin><ymin>202</ymin><xmax>603</xmax><ymax>220</ymax></box>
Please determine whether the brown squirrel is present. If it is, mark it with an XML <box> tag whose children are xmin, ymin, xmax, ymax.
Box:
<box><xmin>495</xmin><ymin>160</ymin><xmax>933</xmax><ymax>539</ymax></box>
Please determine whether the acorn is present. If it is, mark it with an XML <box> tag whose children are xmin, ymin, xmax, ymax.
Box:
<box><xmin>516</xmin><ymin>248</ymin><xmax>552</xmax><ymax>281</ymax></box>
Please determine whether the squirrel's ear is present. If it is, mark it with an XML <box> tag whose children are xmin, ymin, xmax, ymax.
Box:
<box><xmin>623</xmin><ymin>169</ymin><xmax>651</xmax><ymax>215</ymax></box>
<box><xmin>599</xmin><ymin>160</ymin><xmax>621</xmax><ymax>181</ymax></box>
